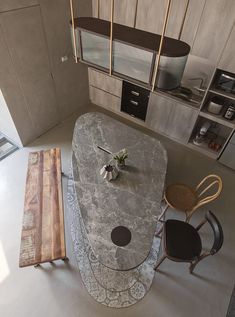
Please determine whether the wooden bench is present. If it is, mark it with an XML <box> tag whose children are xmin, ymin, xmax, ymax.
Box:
<box><xmin>19</xmin><ymin>148</ymin><xmax>68</xmax><ymax>268</ymax></box>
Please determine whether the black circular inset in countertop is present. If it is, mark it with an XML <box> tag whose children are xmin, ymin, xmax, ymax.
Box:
<box><xmin>111</xmin><ymin>226</ymin><xmax>131</xmax><ymax>247</ymax></box>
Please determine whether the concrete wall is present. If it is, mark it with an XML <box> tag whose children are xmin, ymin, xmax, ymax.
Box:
<box><xmin>0</xmin><ymin>0</ymin><xmax>92</xmax><ymax>146</ymax></box>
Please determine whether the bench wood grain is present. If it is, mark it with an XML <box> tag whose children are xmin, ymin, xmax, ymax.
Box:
<box><xmin>19</xmin><ymin>148</ymin><xmax>66</xmax><ymax>267</ymax></box>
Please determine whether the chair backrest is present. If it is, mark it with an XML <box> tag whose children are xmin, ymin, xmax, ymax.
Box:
<box><xmin>193</xmin><ymin>174</ymin><xmax>223</xmax><ymax>211</ymax></box>
<box><xmin>205</xmin><ymin>210</ymin><xmax>224</xmax><ymax>254</ymax></box>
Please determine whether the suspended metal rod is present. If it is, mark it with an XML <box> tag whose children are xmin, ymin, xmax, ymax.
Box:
<box><xmin>69</xmin><ymin>0</ymin><xmax>78</xmax><ymax>63</ymax></box>
<box><xmin>151</xmin><ymin>0</ymin><xmax>172</xmax><ymax>92</ymax></box>
<box><xmin>109</xmin><ymin>0</ymin><xmax>114</xmax><ymax>76</ymax></box>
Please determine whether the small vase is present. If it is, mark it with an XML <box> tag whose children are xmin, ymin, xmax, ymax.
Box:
<box><xmin>100</xmin><ymin>164</ymin><xmax>118</xmax><ymax>181</ymax></box>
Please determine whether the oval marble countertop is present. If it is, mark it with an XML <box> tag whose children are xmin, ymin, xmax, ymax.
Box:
<box><xmin>72</xmin><ymin>112</ymin><xmax>167</xmax><ymax>270</ymax></box>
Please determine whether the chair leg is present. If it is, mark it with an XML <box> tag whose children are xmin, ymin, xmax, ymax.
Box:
<box><xmin>189</xmin><ymin>260</ymin><xmax>199</xmax><ymax>274</ymax></box>
<box><xmin>154</xmin><ymin>255</ymin><xmax>167</xmax><ymax>271</ymax></box>
<box><xmin>157</xmin><ymin>204</ymin><xmax>169</xmax><ymax>221</ymax></box>
<box><xmin>189</xmin><ymin>253</ymin><xmax>210</xmax><ymax>273</ymax></box>
<box><xmin>155</xmin><ymin>220</ymin><xmax>164</xmax><ymax>239</ymax></box>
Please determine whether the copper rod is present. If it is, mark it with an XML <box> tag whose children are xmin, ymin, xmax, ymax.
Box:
<box><xmin>178</xmin><ymin>0</ymin><xmax>190</xmax><ymax>40</ymax></box>
<box><xmin>151</xmin><ymin>0</ymin><xmax>172</xmax><ymax>92</ymax></box>
<box><xmin>109</xmin><ymin>0</ymin><xmax>114</xmax><ymax>75</ymax></box>
<box><xmin>69</xmin><ymin>0</ymin><xmax>78</xmax><ymax>63</ymax></box>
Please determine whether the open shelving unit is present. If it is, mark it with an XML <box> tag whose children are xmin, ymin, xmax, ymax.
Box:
<box><xmin>188</xmin><ymin>68</ymin><xmax>235</xmax><ymax>159</ymax></box>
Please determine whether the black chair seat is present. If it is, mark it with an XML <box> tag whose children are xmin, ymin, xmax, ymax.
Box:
<box><xmin>165</xmin><ymin>220</ymin><xmax>202</xmax><ymax>261</ymax></box>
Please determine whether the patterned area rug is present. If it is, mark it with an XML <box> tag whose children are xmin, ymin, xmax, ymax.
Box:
<box><xmin>66</xmin><ymin>174</ymin><xmax>162</xmax><ymax>308</ymax></box>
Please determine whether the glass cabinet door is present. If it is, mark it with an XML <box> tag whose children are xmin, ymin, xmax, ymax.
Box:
<box><xmin>80</xmin><ymin>31</ymin><xmax>109</xmax><ymax>69</ymax></box>
<box><xmin>113</xmin><ymin>41</ymin><xmax>153</xmax><ymax>84</ymax></box>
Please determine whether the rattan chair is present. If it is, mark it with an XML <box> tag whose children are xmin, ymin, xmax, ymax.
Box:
<box><xmin>158</xmin><ymin>174</ymin><xmax>222</xmax><ymax>222</ymax></box>
<box><xmin>154</xmin><ymin>210</ymin><xmax>223</xmax><ymax>274</ymax></box>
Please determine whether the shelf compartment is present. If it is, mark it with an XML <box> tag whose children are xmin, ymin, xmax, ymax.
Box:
<box><xmin>199</xmin><ymin>110</ymin><xmax>235</xmax><ymax>129</ymax></box>
<box><xmin>189</xmin><ymin>116</ymin><xmax>233</xmax><ymax>158</ymax></box>
<box><xmin>187</xmin><ymin>140</ymin><xmax>218</xmax><ymax>159</ymax></box>
<box><xmin>209</xmin><ymin>88</ymin><xmax>235</xmax><ymax>101</ymax></box>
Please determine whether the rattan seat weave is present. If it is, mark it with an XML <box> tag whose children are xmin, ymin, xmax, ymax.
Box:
<box><xmin>165</xmin><ymin>183</ymin><xmax>198</xmax><ymax>212</ymax></box>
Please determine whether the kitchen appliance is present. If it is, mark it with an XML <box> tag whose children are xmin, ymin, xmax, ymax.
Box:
<box><xmin>121</xmin><ymin>81</ymin><xmax>150</xmax><ymax>121</ymax></box>
<box><xmin>223</xmin><ymin>105</ymin><xmax>235</xmax><ymax>120</ymax></box>
<box><xmin>216</xmin><ymin>71</ymin><xmax>235</xmax><ymax>94</ymax></box>
<box><xmin>207</xmin><ymin>97</ymin><xmax>224</xmax><ymax>115</ymax></box>
<box><xmin>193</xmin><ymin>121</ymin><xmax>211</xmax><ymax>146</ymax></box>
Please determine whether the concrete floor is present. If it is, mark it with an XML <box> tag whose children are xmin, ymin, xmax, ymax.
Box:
<box><xmin>0</xmin><ymin>104</ymin><xmax>235</xmax><ymax>317</ymax></box>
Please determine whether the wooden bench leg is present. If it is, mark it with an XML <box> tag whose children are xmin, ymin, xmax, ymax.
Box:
<box><xmin>61</xmin><ymin>172</ymin><xmax>69</xmax><ymax>178</ymax></box>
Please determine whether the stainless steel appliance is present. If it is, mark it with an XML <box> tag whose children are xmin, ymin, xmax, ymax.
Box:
<box><xmin>223</xmin><ymin>105</ymin><xmax>235</xmax><ymax>120</ymax></box>
<box><xmin>216</xmin><ymin>71</ymin><xmax>235</xmax><ymax>94</ymax></box>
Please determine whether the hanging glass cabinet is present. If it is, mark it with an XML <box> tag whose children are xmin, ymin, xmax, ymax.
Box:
<box><xmin>70</xmin><ymin>17</ymin><xmax>190</xmax><ymax>90</ymax></box>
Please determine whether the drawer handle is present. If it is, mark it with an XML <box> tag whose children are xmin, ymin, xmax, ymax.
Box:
<box><xmin>130</xmin><ymin>100</ymin><xmax>139</xmax><ymax>106</ymax></box>
<box><xmin>131</xmin><ymin>90</ymin><xmax>140</xmax><ymax>96</ymax></box>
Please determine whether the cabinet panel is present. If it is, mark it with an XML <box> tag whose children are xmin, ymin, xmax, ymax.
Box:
<box><xmin>146</xmin><ymin>93</ymin><xmax>172</xmax><ymax>134</ymax></box>
<box><xmin>89</xmin><ymin>86</ymin><xmax>121</xmax><ymax>112</ymax></box>
<box><xmin>219</xmin><ymin>142</ymin><xmax>235</xmax><ymax>170</ymax></box>
<box><xmin>167</xmin><ymin>102</ymin><xmax>198</xmax><ymax>143</ymax></box>
<box><xmin>21</xmin><ymin>74</ymin><xmax>59</xmax><ymax>135</ymax></box>
<box><xmin>191</xmin><ymin>0</ymin><xmax>235</xmax><ymax>63</ymax></box>
<box><xmin>88</xmin><ymin>68</ymin><xmax>122</xmax><ymax>97</ymax></box>
<box><xmin>0</xmin><ymin>6</ymin><xmax>58</xmax><ymax>136</ymax></box>
<box><xmin>98</xmin><ymin>0</ymin><xmax>137</xmax><ymax>26</ymax></box>
<box><xmin>98</xmin><ymin>0</ymin><xmax>110</xmax><ymax>21</ymax></box>
<box><xmin>180</xmin><ymin>0</ymin><xmax>205</xmax><ymax>46</ymax></box>
<box><xmin>0</xmin><ymin>0</ymin><xmax>38</xmax><ymax>12</ymax></box>
<box><xmin>0</xmin><ymin>6</ymin><xmax>51</xmax><ymax>83</ymax></box>
<box><xmin>114</xmin><ymin>0</ymin><xmax>137</xmax><ymax>27</ymax></box>
<box><xmin>146</xmin><ymin>93</ymin><xmax>197</xmax><ymax>143</ymax></box>
<box><xmin>0</xmin><ymin>26</ymin><xmax>35</xmax><ymax>145</ymax></box>
<box><xmin>136</xmin><ymin>0</ymin><xmax>188</xmax><ymax>39</ymax></box>
<box><xmin>92</xmin><ymin>0</ymin><xmax>98</xmax><ymax>17</ymax></box>
<box><xmin>219</xmin><ymin>23</ymin><xmax>235</xmax><ymax>74</ymax></box>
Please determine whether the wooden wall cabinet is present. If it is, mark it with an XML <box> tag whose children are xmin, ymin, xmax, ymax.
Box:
<box><xmin>146</xmin><ymin>93</ymin><xmax>198</xmax><ymax>143</ymax></box>
<box><xmin>218</xmin><ymin>24</ymin><xmax>235</xmax><ymax>74</ymax></box>
<box><xmin>89</xmin><ymin>86</ymin><xmax>121</xmax><ymax>113</ymax></box>
<box><xmin>88</xmin><ymin>68</ymin><xmax>122</xmax><ymax>97</ymax></box>
<box><xmin>88</xmin><ymin>68</ymin><xmax>198</xmax><ymax>145</ymax></box>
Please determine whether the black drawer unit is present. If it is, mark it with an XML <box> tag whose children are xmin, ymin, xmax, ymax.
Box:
<box><xmin>121</xmin><ymin>81</ymin><xmax>150</xmax><ymax>121</ymax></box>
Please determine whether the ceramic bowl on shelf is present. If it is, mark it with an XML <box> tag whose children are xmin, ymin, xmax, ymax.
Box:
<box><xmin>207</xmin><ymin>97</ymin><xmax>224</xmax><ymax>115</ymax></box>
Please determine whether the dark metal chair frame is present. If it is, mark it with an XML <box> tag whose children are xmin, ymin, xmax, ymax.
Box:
<box><xmin>154</xmin><ymin>210</ymin><xmax>224</xmax><ymax>274</ymax></box>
